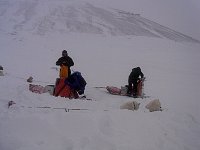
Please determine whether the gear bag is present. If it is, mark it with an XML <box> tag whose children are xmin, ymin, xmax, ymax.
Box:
<box><xmin>65</xmin><ymin>72</ymin><xmax>87</xmax><ymax>95</ymax></box>
<box><xmin>53</xmin><ymin>78</ymin><xmax>78</xmax><ymax>98</ymax></box>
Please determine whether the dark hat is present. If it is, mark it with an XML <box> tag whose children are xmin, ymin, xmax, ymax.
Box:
<box><xmin>62</xmin><ymin>50</ymin><xmax>68</xmax><ymax>57</ymax></box>
<box><xmin>136</xmin><ymin>67</ymin><xmax>141</xmax><ymax>71</ymax></box>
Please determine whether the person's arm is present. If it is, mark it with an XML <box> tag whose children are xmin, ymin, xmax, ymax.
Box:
<box><xmin>56</xmin><ymin>58</ymin><xmax>62</xmax><ymax>66</ymax></box>
<box><xmin>67</xmin><ymin>57</ymin><xmax>74</xmax><ymax>67</ymax></box>
<box><xmin>140</xmin><ymin>72</ymin><xmax>144</xmax><ymax>78</ymax></box>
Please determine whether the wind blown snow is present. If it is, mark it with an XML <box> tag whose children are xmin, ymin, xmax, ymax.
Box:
<box><xmin>0</xmin><ymin>0</ymin><xmax>200</xmax><ymax>150</ymax></box>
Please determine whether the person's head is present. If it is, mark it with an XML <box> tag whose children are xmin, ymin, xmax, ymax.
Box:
<box><xmin>62</xmin><ymin>50</ymin><xmax>68</xmax><ymax>57</ymax></box>
<box><xmin>136</xmin><ymin>67</ymin><xmax>141</xmax><ymax>72</ymax></box>
<box><xmin>132</xmin><ymin>67</ymin><xmax>141</xmax><ymax>72</ymax></box>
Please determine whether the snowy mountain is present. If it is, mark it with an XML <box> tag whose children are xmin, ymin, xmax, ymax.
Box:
<box><xmin>0</xmin><ymin>0</ymin><xmax>200</xmax><ymax>150</ymax></box>
<box><xmin>0</xmin><ymin>0</ymin><xmax>199</xmax><ymax>43</ymax></box>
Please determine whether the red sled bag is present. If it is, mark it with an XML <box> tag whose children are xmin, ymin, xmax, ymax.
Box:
<box><xmin>137</xmin><ymin>79</ymin><xmax>143</xmax><ymax>97</ymax></box>
<box><xmin>106</xmin><ymin>78</ymin><xmax>144</xmax><ymax>97</ymax></box>
<box><xmin>106</xmin><ymin>86</ymin><xmax>121</xmax><ymax>95</ymax></box>
<box><xmin>53</xmin><ymin>78</ymin><xmax>78</xmax><ymax>99</ymax></box>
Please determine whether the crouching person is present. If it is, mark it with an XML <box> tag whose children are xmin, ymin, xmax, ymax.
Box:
<box><xmin>127</xmin><ymin>67</ymin><xmax>144</xmax><ymax>97</ymax></box>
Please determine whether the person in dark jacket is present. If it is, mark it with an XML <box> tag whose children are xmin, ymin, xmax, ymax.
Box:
<box><xmin>127</xmin><ymin>67</ymin><xmax>144</xmax><ymax>96</ymax></box>
<box><xmin>56</xmin><ymin>50</ymin><xmax>74</xmax><ymax>78</ymax></box>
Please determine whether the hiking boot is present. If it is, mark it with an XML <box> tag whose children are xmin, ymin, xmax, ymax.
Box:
<box><xmin>127</xmin><ymin>93</ymin><xmax>131</xmax><ymax>97</ymax></box>
<box><xmin>132</xmin><ymin>93</ymin><xmax>137</xmax><ymax>98</ymax></box>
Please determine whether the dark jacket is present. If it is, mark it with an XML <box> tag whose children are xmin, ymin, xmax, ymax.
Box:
<box><xmin>56</xmin><ymin>56</ymin><xmax>74</xmax><ymax>75</ymax></box>
<box><xmin>128</xmin><ymin>67</ymin><xmax>144</xmax><ymax>83</ymax></box>
<box><xmin>56</xmin><ymin>56</ymin><xmax>74</xmax><ymax>67</ymax></box>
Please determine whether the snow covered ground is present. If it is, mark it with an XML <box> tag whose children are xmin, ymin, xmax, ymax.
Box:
<box><xmin>0</xmin><ymin>0</ymin><xmax>200</xmax><ymax>150</ymax></box>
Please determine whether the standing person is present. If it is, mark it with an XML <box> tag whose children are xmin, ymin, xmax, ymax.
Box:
<box><xmin>127</xmin><ymin>67</ymin><xmax>144</xmax><ymax>96</ymax></box>
<box><xmin>56</xmin><ymin>50</ymin><xmax>74</xmax><ymax>78</ymax></box>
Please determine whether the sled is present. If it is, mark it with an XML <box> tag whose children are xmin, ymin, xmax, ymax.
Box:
<box><xmin>28</xmin><ymin>71</ymin><xmax>87</xmax><ymax>99</ymax></box>
<box><xmin>29</xmin><ymin>84</ymin><xmax>46</xmax><ymax>94</ymax></box>
<box><xmin>29</xmin><ymin>80</ymin><xmax>79</xmax><ymax>99</ymax></box>
<box><xmin>29</xmin><ymin>79</ymin><xmax>79</xmax><ymax>99</ymax></box>
<box><xmin>29</xmin><ymin>84</ymin><xmax>54</xmax><ymax>95</ymax></box>
<box><xmin>106</xmin><ymin>78</ymin><xmax>146</xmax><ymax>98</ymax></box>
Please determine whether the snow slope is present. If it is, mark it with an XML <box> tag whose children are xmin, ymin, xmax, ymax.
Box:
<box><xmin>0</xmin><ymin>0</ymin><xmax>199</xmax><ymax>43</ymax></box>
<box><xmin>0</xmin><ymin>0</ymin><xmax>200</xmax><ymax>150</ymax></box>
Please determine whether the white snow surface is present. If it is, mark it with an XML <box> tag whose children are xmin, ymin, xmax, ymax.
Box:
<box><xmin>0</xmin><ymin>0</ymin><xmax>200</xmax><ymax>150</ymax></box>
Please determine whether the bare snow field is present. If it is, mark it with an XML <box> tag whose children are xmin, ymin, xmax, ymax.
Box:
<box><xmin>0</xmin><ymin>0</ymin><xmax>200</xmax><ymax>150</ymax></box>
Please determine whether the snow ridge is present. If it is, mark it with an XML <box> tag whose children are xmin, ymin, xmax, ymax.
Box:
<box><xmin>0</xmin><ymin>0</ymin><xmax>199</xmax><ymax>43</ymax></box>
